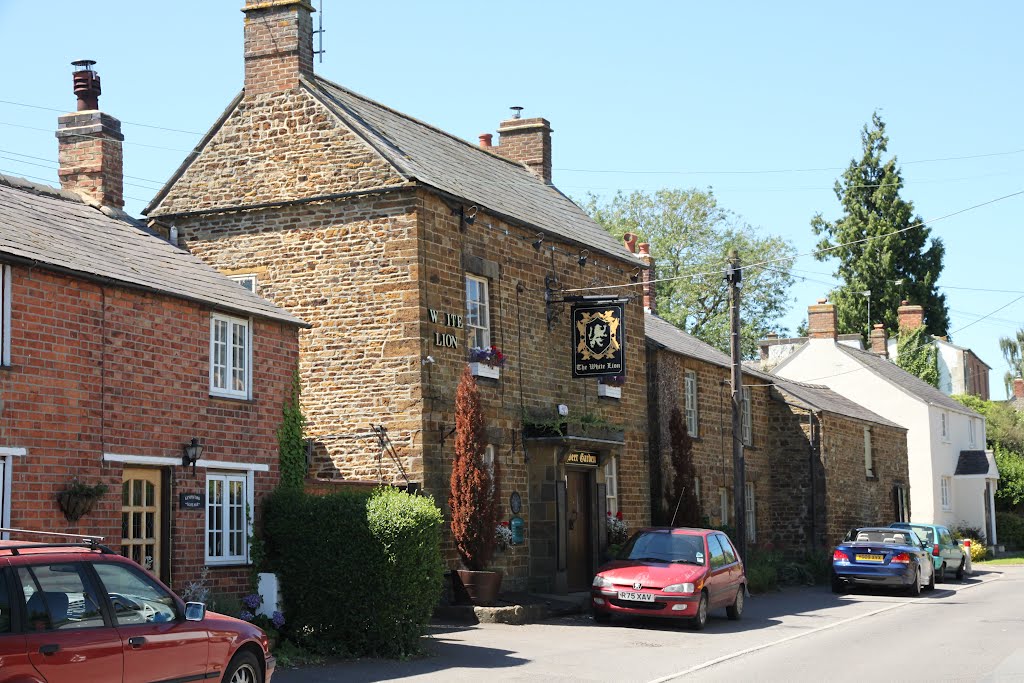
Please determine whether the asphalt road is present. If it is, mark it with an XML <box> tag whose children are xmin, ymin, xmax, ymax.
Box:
<box><xmin>274</xmin><ymin>566</ymin><xmax>1023</xmax><ymax>683</ymax></box>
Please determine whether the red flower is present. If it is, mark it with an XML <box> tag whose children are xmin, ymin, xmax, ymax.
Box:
<box><xmin>615</xmin><ymin>511</ymin><xmax>623</xmax><ymax>520</ymax></box>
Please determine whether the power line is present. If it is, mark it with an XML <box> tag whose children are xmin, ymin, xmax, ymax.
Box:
<box><xmin>0</xmin><ymin>149</ymin><xmax>165</xmax><ymax>186</ymax></box>
<box><xmin>0</xmin><ymin>99</ymin><xmax>202</xmax><ymax>135</ymax></box>
<box><xmin>0</xmin><ymin>121</ymin><xmax>189</xmax><ymax>153</ymax></box>
<box><xmin>0</xmin><ymin>168</ymin><xmax>150</xmax><ymax>204</ymax></box>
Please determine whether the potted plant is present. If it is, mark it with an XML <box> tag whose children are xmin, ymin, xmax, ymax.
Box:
<box><xmin>598</xmin><ymin>374</ymin><xmax>625</xmax><ymax>399</ymax></box>
<box><xmin>56</xmin><ymin>478</ymin><xmax>109</xmax><ymax>523</ymax></box>
<box><xmin>468</xmin><ymin>345</ymin><xmax>505</xmax><ymax>380</ymax></box>
<box><xmin>449</xmin><ymin>365</ymin><xmax>503</xmax><ymax>605</ymax></box>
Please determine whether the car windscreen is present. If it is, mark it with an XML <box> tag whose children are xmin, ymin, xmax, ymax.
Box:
<box><xmin>906</xmin><ymin>526</ymin><xmax>935</xmax><ymax>544</ymax></box>
<box><xmin>620</xmin><ymin>532</ymin><xmax>706</xmax><ymax>565</ymax></box>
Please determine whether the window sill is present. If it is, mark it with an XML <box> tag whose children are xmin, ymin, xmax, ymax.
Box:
<box><xmin>204</xmin><ymin>560</ymin><xmax>252</xmax><ymax>568</ymax></box>
<box><xmin>865</xmin><ymin>474</ymin><xmax>879</xmax><ymax>482</ymax></box>
<box><xmin>469</xmin><ymin>363</ymin><xmax>501</xmax><ymax>380</ymax></box>
<box><xmin>209</xmin><ymin>394</ymin><xmax>256</xmax><ymax>405</ymax></box>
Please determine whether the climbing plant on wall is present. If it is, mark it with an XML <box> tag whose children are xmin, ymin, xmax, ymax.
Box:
<box><xmin>277</xmin><ymin>369</ymin><xmax>307</xmax><ymax>490</ymax></box>
<box><xmin>896</xmin><ymin>326</ymin><xmax>939</xmax><ymax>388</ymax></box>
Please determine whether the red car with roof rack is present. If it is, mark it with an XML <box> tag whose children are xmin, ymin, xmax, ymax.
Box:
<box><xmin>0</xmin><ymin>528</ymin><xmax>274</xmax><ymax>683</ymax></box>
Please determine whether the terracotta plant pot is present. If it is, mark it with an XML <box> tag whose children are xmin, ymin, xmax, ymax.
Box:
<box><xmin>456</xmin><ymin>569</ymin><xmax>503</xmax><ymax>606</ymax></box>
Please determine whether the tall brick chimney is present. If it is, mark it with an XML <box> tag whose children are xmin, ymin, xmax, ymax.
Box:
<box><xmin>1014</xmin><ymin>377</ymin><xmax>1024</xmax><ymax>400</ymax></box>
<box><xmin>56</xmin><ymin>60</ymin><xmax>124</xmax><ymax>209</ymax></box>
<box><xmin>495</xmin><ymin>108</ymin><xmax>553</xmax><ymax>184</ymax></box>
<box><xmin>807</xmin><ymin>298</ymin><xmax>837</xmax><ymax>341</ymax></box>
<box><xmin>897</xmin><ymin>300</ymin><xmax>925</xmax><ymax>331</ymax></box>
<box><xmin>637</xmin><ymin>243</ymin><xmax>656</xmax><ymax>314</ymax></box>
<box><xmin>869</xmin><ymin>323</ymin><xmax>889</xmax><ymax>358</ymax></box>
<box><xmin>243</xmin><ymin>0</ymin><xmax>315</xmax><ymax>97</ymax></box>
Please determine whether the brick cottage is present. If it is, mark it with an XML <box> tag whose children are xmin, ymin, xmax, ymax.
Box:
<box><xmin>0</xmin><ymin>65</ymin><xmax>304</xmax><ymax>597</ymax></box>
<box><xmin>145</xmin><ymin>0</ymin><xmax>649</xmax><ymax>592</ymax></box>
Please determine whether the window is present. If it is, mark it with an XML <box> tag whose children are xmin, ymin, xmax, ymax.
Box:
<box><xmin>940</xmin><ymin>412</ymin><xmax>949</xmax><ymax>440</ymax></box>
<box><xmin>707</xmin><ymin>533</ymin><xmax>726</xmax><ymax>569</ymax></box>
<box><xmin>684</xmin><ymin>370</ymin><xmax>699</xmax><ymax>437</ymax></box>
<box><xmin>465</xmin><ymin>275</ymin><xmax>490</xmax><ymax>350</ymax></box>
<box><xmin>17</xmin><ymin>564</ymin><xmax>104</xmax><ymax>631</ymax></box>
<box><xmin>210</xmin><ymin>313</ymin><xmax>251</xmax><ymax>399</ymax></box>
<box><xmin>206</xmin><ymin>473</ymin><xmax>249</xmax><ymax>564</ymax></box>
<box><xmin>0</xmin><ymin>569</ymin><xmax>11</xmax><ymax>633</ymax></box>
<box><xmin>229</xmin><ymin>273</ymin><xmax>258</xmax><ymax>294</ymax></box>
<box><xmin>0</xmin><ymin>265</ymin><xmax>9</xmax><ymax>366</ymax></box>
<box><xmin>740</xmin><ymin>387</ymin><xmax>752</xmax><ymax>445</ymax></box>
<box><xmin>604</xmin><ymin>457</ymin><xmax>618</xmax><ymax>515</ymax></box>
<box><xmin>719</xmin><ymin>487</ymin><xmax>729</xmax><ymax>526</ymax></box>
<box><xmin>941</xmin><ymin>476</ymin><xmax>952</xmax><ymax>510</ymax></box>
<box><xmin>864</xmin><ymin>427</ymin><xmax>874</xmax><ymax>478</ymax></box>
<box><xmin>483</xmin><ymin>444</ymin><xmax>497</xmax><ymax>495</ymax></box>
<box><xmin>92</xmin><ymin>562</ymin><xmax>180</xmax><ymax>625</ymax></box>
<box><xmin>718</xmin><ymin>534</ymin><xmax>737</xmax><ymax>564</ymax></box>
<box><xmin>745</xmin><ymin>483</ymin><xmax>756</xmax><ymax>542</ymax></box>
<box><xmin>968</xmin><ymin>419</ymin><xmax>976</xmax><ymax>447</ymax></box>
<box><xmin>894</xmin><ymin>485</ymin><xmax>909</xmax><ymax>522</ymax></box>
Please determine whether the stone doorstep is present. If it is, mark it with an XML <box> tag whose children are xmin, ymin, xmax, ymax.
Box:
<box><xmin>433</xmin><ymin>591</ymin><xmax>589</xmax><ymax>626</ymax></box>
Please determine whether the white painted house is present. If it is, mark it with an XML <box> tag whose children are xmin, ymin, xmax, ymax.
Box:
<box><xmin>770</xmin><ymin>299</ymin><xmax>998</xmax><ymax>543</ymax></box>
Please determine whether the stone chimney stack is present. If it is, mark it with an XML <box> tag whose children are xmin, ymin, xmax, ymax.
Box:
<box><xmin>56</xmin><ymin>60</ymin><xmax>124</xmax><ymax>209</ymax></box>
<box><xmin>1014</xmin><ymin>377</ymin><xmax>1024</xmax><ymax>401</ymax></box>
<box><xmin>807</xmin><ymin>298</ymin><xmax>837</xmax><ymax>341</ymax></box>
<box><xmin>897</xmin><ymin>300</ymin><xmax>925</xmax><ymax>331</ymax></box>
<box><xmin>637</xmin><ymin>243</ymin><xmax>656</xmax><ymax>314</ymax></box>
<box><xmin>494</xmin><ymin>107</ymin><xmax>553</xmax><ymax>184</ymax></box>
<box><xmin>243</xmin><ymin>0</ymin><xmax>315</xmax><ymax>97</ymax></box>
<box><xmin>869</xmin><ymin>323</ymin><xmax>889</xmax><ymax>358</ymax></box>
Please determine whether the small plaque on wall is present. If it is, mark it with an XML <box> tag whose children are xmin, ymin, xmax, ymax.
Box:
<box><xmin>179</xmin><ymin>493</ymin><xmax>204</xmax><ymax>509</ymax></box>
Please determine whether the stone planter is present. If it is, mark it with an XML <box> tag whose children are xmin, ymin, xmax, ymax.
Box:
<box><xmin>469</xmin><ymin>362</ymin><xmax>500</xmax><ymax>380</ymax></box>
<box><xmin>455</xmin><ymin>569</ymin><xmax>503</xmax><ymax>606</ymax></box>
<box><xmin>597</xmin><ymin>384</ymin><xmax>621</xmax><ymax>399</ymax></box>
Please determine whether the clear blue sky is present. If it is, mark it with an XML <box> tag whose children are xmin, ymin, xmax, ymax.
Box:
<box><xmin>1</xmin><ymin>1</ymin><xmax>1020</xmax><ymax>396</ymax></box>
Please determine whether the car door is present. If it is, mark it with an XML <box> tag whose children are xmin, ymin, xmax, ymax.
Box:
<box><xmin>90</xmin><ymin>560</ymin><xmax>210</xmax><ymax>683</ymax></box>
<box><xmin>705</xmin><ymin>534</ymin><xmax>729</xmax><ymax>607</ymax></box>
<box><xmin>16</xmin><ymin>562</ymin><xmax>124</xmax><ymax>683</ymax></box>
<box><xmin>938</xmin><ymin>527</ymin><xmax>960</xmax><ymax>569</ymax></box>
<box><xmin>717</xmin><ymin>534</ymin><xmax>743</xmax><ymax>597</ymax></box>
<box><xmin>0</xmin><ymin>565</ymin><xmax>37</xmax><ymax>680</ymax></box>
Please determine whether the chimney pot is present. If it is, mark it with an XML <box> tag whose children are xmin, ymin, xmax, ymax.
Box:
<box><xmin>479</xmin><ymin>133</ymin><xmax>493</xmax><ymax>148</ymax></box>
<box><xmin>638</xmin><ymin>242</ymin><xmax>650</xmax><ymax>256</ymax></box>
<box><xmin>622</xmin><ymin>232</ymin><xmax>638</xmax><ymax>253</ymax></box>
<box><xmin>71</xmin><ymin>59</ymin><xmax>101</xmax><ymax>111</ymax></box>
<box><xmin>817</xmin><ymin>297</ymin><xmax>828</xmax><ymax>304</ymax></box>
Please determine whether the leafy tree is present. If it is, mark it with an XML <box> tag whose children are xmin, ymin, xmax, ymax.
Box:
<box><xmin>895</xmin><ymin>326</ymin><xmax>939</xmax><ymax>387</ymax></box>
<box><xmin>811</xmin><ymin>112</ymin><xmax>949</xmax><ymax>340</ymax></box>
<box><xmin>583</xmin><ymin>188</ymin><xmax>796</xmax><ymax>357</ymax></box>
<box><xmin>999</xmin><ymin>329</ymin><xmax>1024</xmax><ymax>396</ymax></box>
<box><xmin>449</xmin><ymin>366</ymin><xmax>500</xmax><ymax>571</ymax></box>
<box><xmin>666</xmin><ymin>407</ymin><xmax>700</xmax><ymax>527</ymax></box>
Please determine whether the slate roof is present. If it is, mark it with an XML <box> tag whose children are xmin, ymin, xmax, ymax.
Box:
<box><xmin>0</xmin><ymin>174</ymin><xmax>305</xmax><ymax>327</ymax></box>
<box><xmin>834</xmin><ymin>344</ymin><xmax>980</xmax><ymax>416</ymax></box>
<box><xmin>645</xmin><ymin>313</ymin><xmax>899</xmax><ymax>428</ymax></box>
<box><xmin>954</xmin><ymin>450</ymin><xmax>992</xmax><ymax>476</ymax></box>
<box><xmin>306</xmin><ymin>78</ymin><xmax>639</xmax><ymax>265</ymax></box>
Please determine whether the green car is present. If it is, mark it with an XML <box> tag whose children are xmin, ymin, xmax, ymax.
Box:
<box><xmin>890</xmin><ymin>522</ymin><xmax>966</xmax><ymax>582</ymax></box>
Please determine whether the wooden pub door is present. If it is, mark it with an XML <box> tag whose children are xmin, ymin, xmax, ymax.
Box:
<box><xmin>566</xmin><ymin>470</ymin><xmax>593</xmax><ymax>591</ymax></box>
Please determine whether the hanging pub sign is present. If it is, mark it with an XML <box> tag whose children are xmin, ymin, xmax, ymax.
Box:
<box><xmin>571</xmin><ymin>301</ymin><xmax>625</xmax><ymax>378</ymax></box>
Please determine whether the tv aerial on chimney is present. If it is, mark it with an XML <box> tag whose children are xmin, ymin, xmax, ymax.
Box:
<box><xmin>313</xmin><ymin>0</ymin><xmax>326</xmax><ymax>63</ymax></box>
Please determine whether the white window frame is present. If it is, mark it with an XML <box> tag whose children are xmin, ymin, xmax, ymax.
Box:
<box><xmin>465</xmin><ymin>274</ymin><xmax>490</xmax><ymax>351</ymax></box>
<box><xmin>604</xmin><ymin>457</ymin><xmax>618</xmax><ymax>515</ymax></box>
<box><xmin>894</xmin><ymin>484</ymin><xmax>910</xmax><ymax>523</ymax></box>
<box><xmin>968</xmin><ymin>419</ymin><xmax>976</xmax><ymax>447</ymax></box>
<box><xmin>940</xmin><ymin>476</ymin><xmax>952</xmax><ymax>511</ymax></box>
<box><xmin>940</xmin><ymin>411</ymin><xmax>949</xmax><ymax>441</ymax></box>
<box><xmin>483</xmin><ymin>444</ymin><xmax>497</xmax><ymax>495</ymax></box>
<box><xmin>740</xmin><ymin>387</ymin><xmax>752</xmax><ymax>446</ymax></box>
<box><xmin>745</xmin><ymin>482</ymin><xmax>756</xmax><ymax>542</ymax></box>
<box><xmin>228</xmin><ymin>273</ymin><xmax>258</xmax><ymax>294</ymax></box>
<box><xmin>0</xmin><ymin>447</ymin><xmax>26</xmax><ymax>539</ymax></box>
<box><xmin>205</xmin><ymin>471</ymin><xmax>253</xmax><ymax>565</ymax></box>
<box><xmin>684</xmin><ymin>370</ymin><xmax>699</xmax><ymax>437</ymax></box>
<box><xmin>0</xmin><ymin>265</ymin><xmax>10</xmax><ymax>366</ymax></box>
<box><xmin>209</xmin><ymin>313</ymin><xmax>252</xmax><ymax>399</ymax></box>
<box><xmin>719</xmin><ymin>487</ymin><xmax>729</xmax><ymax>526</ymax></box>
<box><xmin>864</xmin><ymin>427</ymin><xmax>874</xmax><ymax>478</ymax></box>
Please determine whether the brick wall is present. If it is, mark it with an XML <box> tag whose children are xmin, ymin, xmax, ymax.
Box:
<box><xmin>1</xmin><ymin>265</ymin><xmax>299</xmax><ymax>597</ymax></box>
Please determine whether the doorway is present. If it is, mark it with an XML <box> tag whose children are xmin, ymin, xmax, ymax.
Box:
<box><xmin>566</xmin><ymin>470</ymin><xmax>592</xmax><ymax>591</ymax></box>
<box><xmin>120</xmin><ymin>469</ymin><xmax>162</xmax><ymax>578</ymax></box>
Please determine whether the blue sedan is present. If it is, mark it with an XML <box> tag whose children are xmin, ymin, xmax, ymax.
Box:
<box><xmin>831</xmin><ymin>527</ymin><xmax>935</xmax><ymax>596</ymax></box>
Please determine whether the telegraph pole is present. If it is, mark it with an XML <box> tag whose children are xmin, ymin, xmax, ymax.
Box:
<box><xmin>725</xmin><ymin>249</ymin><xmax>746</xmax><ymax>560</ymax></box>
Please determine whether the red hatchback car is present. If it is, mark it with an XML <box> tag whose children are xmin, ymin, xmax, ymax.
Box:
<box><xmin>0</xmin><ymin>529</ymin><xmax>275</xmax><ymax>683</ymax></box>
<box><xmin>591</xmin><ymin>527</ymin><xmax>746</xmax><ymax>629</ymax></box>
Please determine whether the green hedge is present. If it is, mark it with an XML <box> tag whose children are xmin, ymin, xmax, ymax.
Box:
<box><xmin>996</xmin><ymin>512</ymin><xmax>1024</xmax><ymax>550</ymax></box>
<box><xmin>262</xmin><ymin>487</ymin><xmax>443</xmax><ymax>658</ymax></box>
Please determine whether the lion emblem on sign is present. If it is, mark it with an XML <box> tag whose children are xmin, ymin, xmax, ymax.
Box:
<box><xmin>576</xmin><ymin>310</ymin><xmax>621</xmax><ymax>360</ymax></box>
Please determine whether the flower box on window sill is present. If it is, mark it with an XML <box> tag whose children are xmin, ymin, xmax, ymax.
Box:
<box><xmin>469</xmin><ymin>362</ymin><xmax>501</xmax><ymax>380</ymax></box>
<box><xmin>597</xmin><ymin>384</ymin><xmax>621</xmax><ymax>399</ymax></box>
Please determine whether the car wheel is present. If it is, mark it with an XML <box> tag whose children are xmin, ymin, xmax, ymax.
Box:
<box><xmin>593</xmin><ymin>609</ymin><xmax>611</xmax><ymax>624</ymax></box>
<box><xmin>925</xmin><ymin>564</ymin><xmax>936</xmax><ymax>591</ymax></box>
<box><xmin>690</xmin><ymin>591</ymin><xmax>709</xmax><ymax>630</ymax></box>
<box><xmin>223</xmin><ymin>650</ymin><xmax>263</xmax><ymax>683</ymax></box>
<box><xmin>955</xmin><ymin>557</ymin><xmax>966</xmax><ymax>580</ymax></box>
<box><xmin>726</xmin><ymin>586</ymin><xmax>744</xmax><ymax>620</ymax></box>
<box><xmin>937</xmin><ymin>562</ymin><xmax>946</xmax><ymax>583</ymax></box>
<box><xmin>830</xmin><ymin>572</ymin><xmax>846</xmax><ymax>594</ymax></box>
<box><xmin>906</xmin><ymin>567</ymin><xmax>921</xmax><ymax>597</ymax></box>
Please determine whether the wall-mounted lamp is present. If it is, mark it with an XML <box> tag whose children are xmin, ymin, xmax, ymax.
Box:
<box><xmin>630</xmin><ymin>267</ymin><xmax>642</xmax><ymax>283</ymax></box>
<box><xmin>182</xmin><ymin>437</ymin><xmax>204</xmax><ymax>475</ymax></box>
<box><xmin>454</xmin><ymin>205</ymin><xmax>478</xmax><ymax>232</ymax></box>
<box><xmin>532</xmin><ymin>233</ymin><xmax>545</xmax><ymax>250</ymax></box>
<box><xmin>577</xmin><ymin>249</ymin><xmax>590</xmax><ymax>267</ymax></box>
